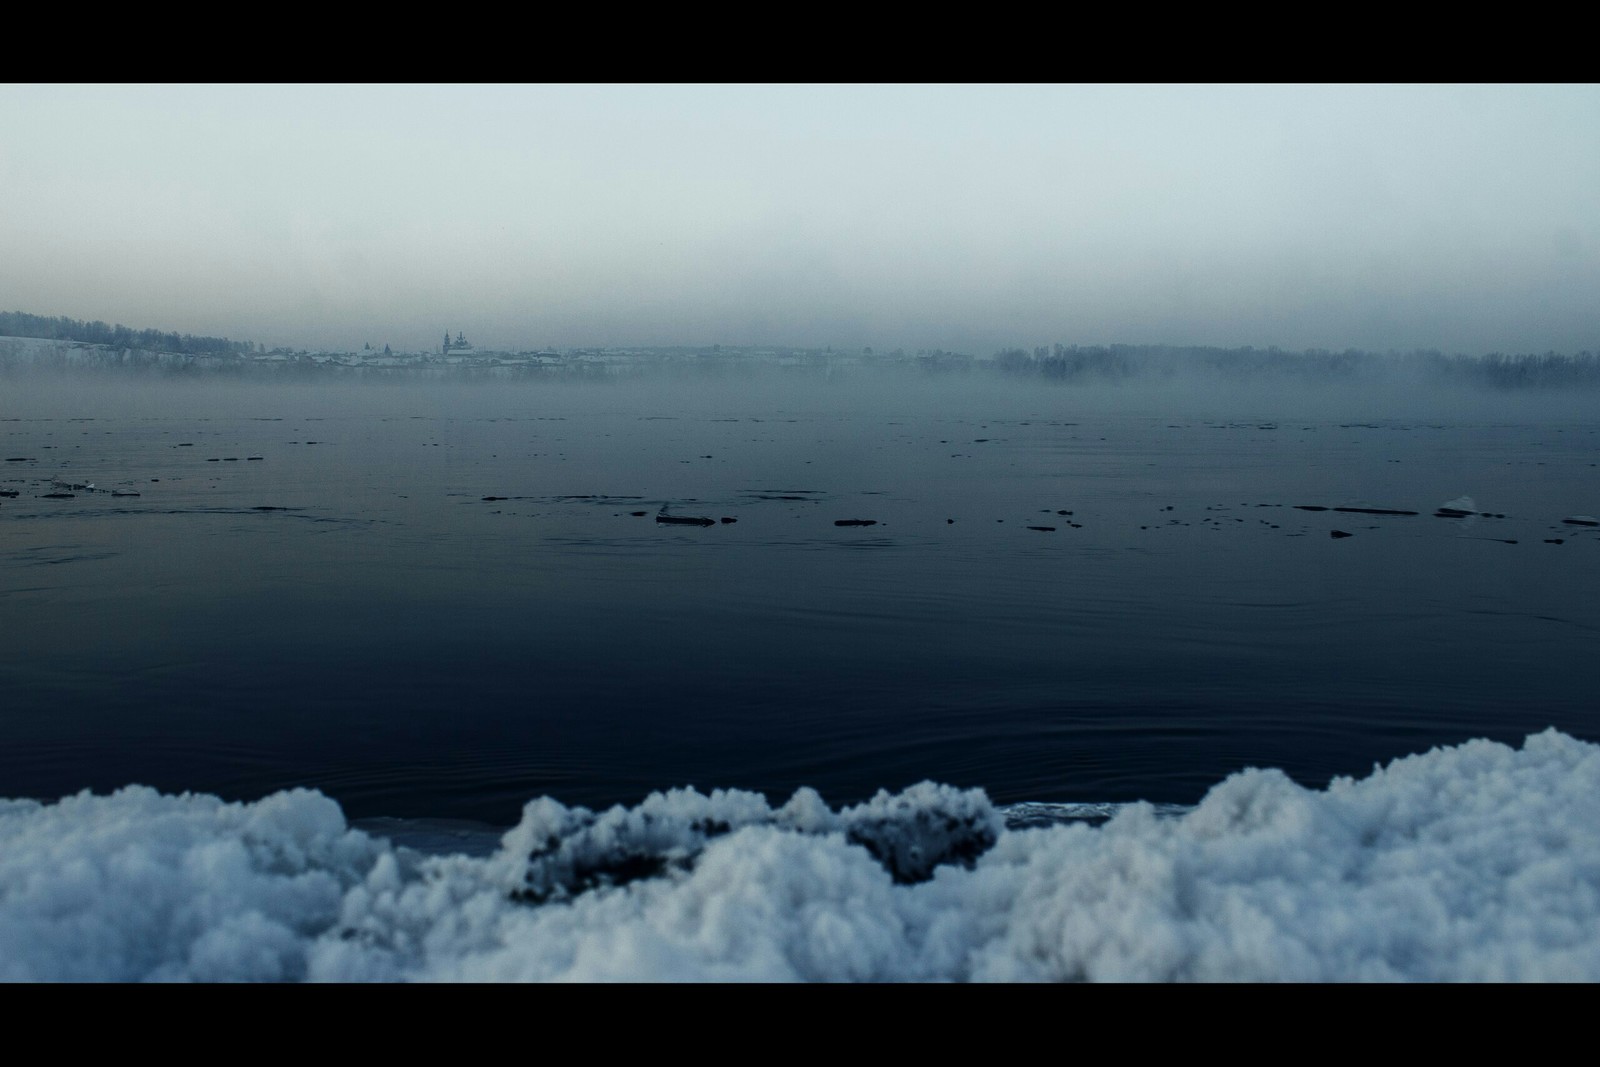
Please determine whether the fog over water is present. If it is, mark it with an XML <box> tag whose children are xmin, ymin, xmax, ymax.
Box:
<box><xmin>4</xmin><ymin>82</ymin><xmax>1600</xmax><ymax>979</ymax></box>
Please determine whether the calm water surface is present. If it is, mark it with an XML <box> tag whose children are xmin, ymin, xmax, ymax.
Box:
<box><xmin>3</xmin><ymin>376</ymin><xmax>1596</xmax><ymax>824</ymax></box>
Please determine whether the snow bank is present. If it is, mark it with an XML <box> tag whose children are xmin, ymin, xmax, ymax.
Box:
<box><xmin>4</xmin><ymin>730</ymin><xmax>1599</xmax><ymax>981</ymax></box>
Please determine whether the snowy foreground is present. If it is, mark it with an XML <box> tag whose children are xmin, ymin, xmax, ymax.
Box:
<box><xmin>4</xmin><ymin>730</ymin><xmax>1599</xmax><ymax>981</ymax></box>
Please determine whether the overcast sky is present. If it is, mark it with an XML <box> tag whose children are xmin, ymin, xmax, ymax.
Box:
<box><xmin>3</xmin><ymin>84</ymin><xmax>1597</xmax><ymax>355</ymax></box>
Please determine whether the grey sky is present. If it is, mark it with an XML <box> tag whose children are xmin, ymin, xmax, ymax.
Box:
<box><xmin>2</xmin><ymin>84</ymin><xmax>1597</xmax><ymax>355</ymax></box>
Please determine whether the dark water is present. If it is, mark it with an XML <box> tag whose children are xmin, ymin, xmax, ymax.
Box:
<box><xmin>3</xmin><ymin>375</ymin><xmax>1597</xmax><ymax>825</ymax></box>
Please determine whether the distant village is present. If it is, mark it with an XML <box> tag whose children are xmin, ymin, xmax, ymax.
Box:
<box><xmin>4</xmin><ymin>311</ymin><xmax>1597</xmax><ymax>390</ymax></box>
<box><xmin>248</xmin><ymin>330</ymin><xmax>947</xmax><ymax>377</ymax></box>
<box><xmin>0</xmin><ymin>327</ymin><xmax>973</xmax><ymax>380</ymax></box>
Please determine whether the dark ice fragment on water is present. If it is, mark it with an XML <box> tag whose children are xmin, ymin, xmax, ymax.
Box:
<box><xmin>1330</xmin><ymin>530</ymin><xmax>1353</xmax><ymax>538</ymax></box>
<box><xmin>1028</xmin><ymin>526</ymin><xmax>1056</xmax><ymax>532</ymax></box>
<box><xmin>1561</xmin><ymin>517</ymin><xmax>1600</xmax><ymax>527</ymax></box>
<box><xmin>657</xmin><ymin>514</ymin><xmax>715</xmax><ymax>527</ymax></box>
<box><xmin>834</xmin><ymin>519</ymin><xmax>878</xmax><ymax>527</ymax></box>
<box><xmin>1333</xmin><ymin>507</ymin><xmax>1418</xmax><ymax>516</ymax></box>
<box><xmin>720</xmin><ymin>517</ymin><xmax>737</xmax><ymax>524</ymax></box>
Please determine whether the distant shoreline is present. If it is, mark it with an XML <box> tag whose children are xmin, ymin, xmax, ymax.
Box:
<box><xmin>6</xmin><ymin>334</ymin><xmax>1599</xmax><ymax>390</ymax></box>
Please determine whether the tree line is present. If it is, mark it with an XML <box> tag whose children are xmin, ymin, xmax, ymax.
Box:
<box><xmin>0</xmin><ymin>310</ymin><xmax>256</xmax><ymax>356</ymax></box>
<box><xmin>988</xmin><ymin>343</ymin><xmax>1600</xmax><ymax>389</ymax></box>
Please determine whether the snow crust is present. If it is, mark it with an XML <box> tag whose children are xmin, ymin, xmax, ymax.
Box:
<box><xmin>4</xmin><ymin>730</ymin><xmax>1600</xmax><ymax>981</ymax></box>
